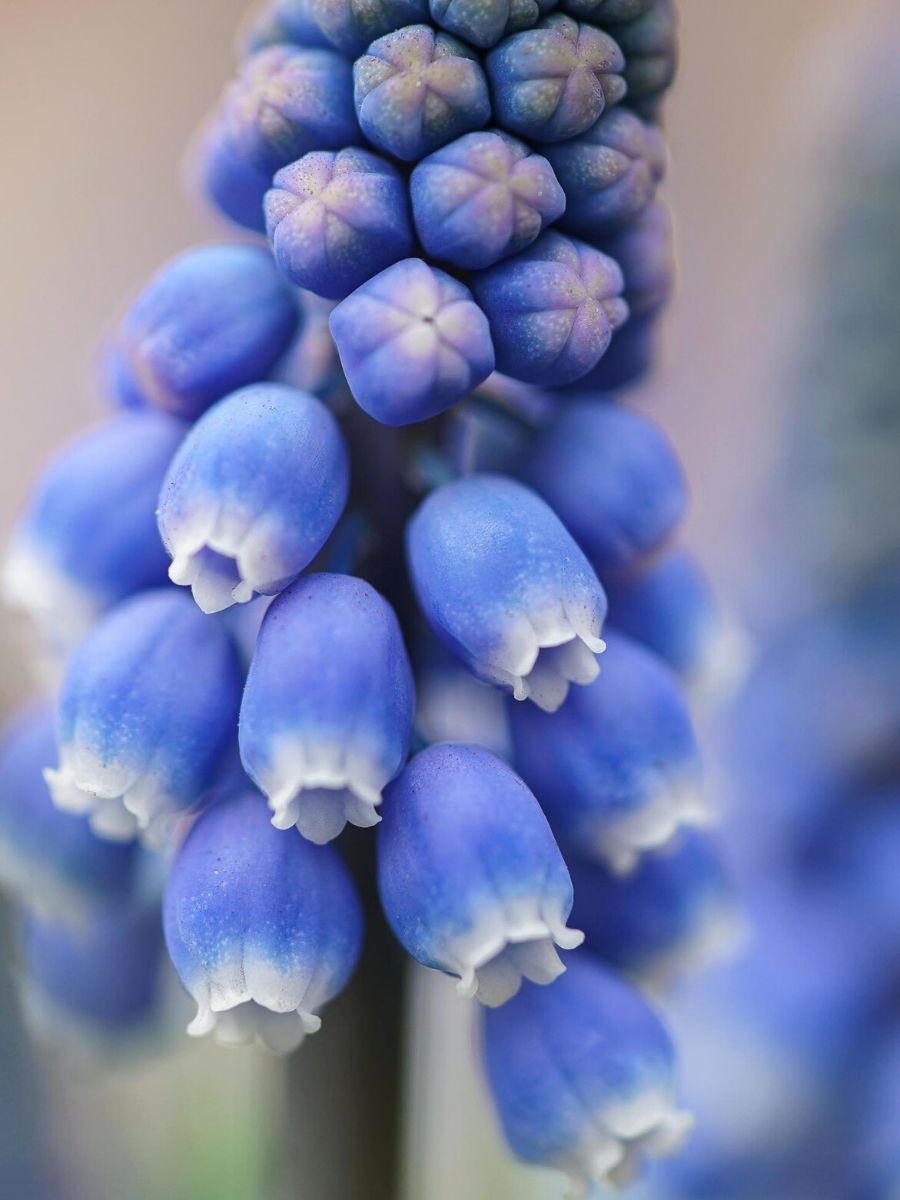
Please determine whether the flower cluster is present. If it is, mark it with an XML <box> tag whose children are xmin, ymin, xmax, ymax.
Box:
<box><xmin>0</xmin><ymin>0</ymin><xmax>737</xmax><ymax>1193</ymax></box>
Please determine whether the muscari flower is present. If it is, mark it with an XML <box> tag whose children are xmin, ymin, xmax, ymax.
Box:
<box><xmin>353</xmin><ymin>25</ymin><xmax>492</xmax><ymax>162</ymax></box>
<box><xmin>329</xmin><ymin>258</ymin><xmax>495</xmax><ymax>425</ymax></box>
<box><xmin>265</xmin><ymin>147</ymin><xmax>414</xmax><ymax>299</ymax></box>
<box><xmin>157</xmin><ymin>383</ymin><xmax>349</xmax><ymax>613</ymax></box>
<box><xmin>613</xmin><ymin>0</ymin><xmax>677</xmax><ymax>120</ymax></box>
<box><xmin>0</xmin><ymin>705</ymin><xmax>137</xmax><ymax>920</ymax></box>
<box><xmin>483</xmin><ymin>954</ymin><xmax>693</xmax><ymax>1191</ymax></box>
<box><xmin>522</xmin><ymin>399</ymin><xmax>687</xmax><ymax>580</ymax></box>
<box><xmin>45</xmin><ymin>589</ymin><xmax>243</xmax><ymax>845</ymax></box>
<box><xmin>191</xmin><ymin>118</ymin><xmax>271</xmax><ymax>234</ymax></box>
<box><xmin>2</xmin><ymin>410</ymin><xmax>184</xmax><ymax>649</ymax></box>
<box><xmin>485</xmin><ymin>14</ymin><xmax>626</xmax><ymax>143</ymax></box>
<box><xmin>115</xmin><ymin>244</ymin><xmax>299</xmax><ymax>421</ymax></box>
<box><xmin>429</xmin><ymin>0</ymin><xmax>557</xmax><ymax>49</ymax></box>
<box><xmin>408</xmin><ymin>474</ymin><xmax>607</xmax><ymax>711</ymax></box>
<box><xmin>409</xmin><ymin>130</ymin><xmax>566</xmax><ymax>270</ymax></box>
<box><xmin>509</xmin><ymin>629</ymin><xmax>705</xmax><ymax>871</ymax></box>
<box><xmin>240</xmin><ymin>573</ymin><xmax>415</xmax><ymax>843</ymax></box>
<box><xmin>471</xmin><ymin>230</ymin><xmax>628</xmax><ymax>385</ymax></box>
<box><xmin>560</xmin><ymin>0</ymin><xmax>654</xmax><ymax>21</ymax></box>
<box><xmin>164</xmin><ymin>789</ymin><xmax>363</xmax><ymax>1052</ymax></box>
<box><xmin>223</xmin><ymin>45</ymin><xmax>360</xmax><ymax>174</ymax></box>
<box><xmin>304</xmin><ymin>0</ymin><xmax>429</xmax><ymax>56</ymax></box>
<box><xmin>378</xmin><ymin>743</ymin><xmax>583</xmax><ymax>1005</ymax></box>
<box><xmin>569</xmin><ymin>831</ymin><xmax>737</xmax><ymax>984</ymax></box>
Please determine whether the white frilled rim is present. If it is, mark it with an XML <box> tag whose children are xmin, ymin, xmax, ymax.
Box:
<box><xmin>44</xmin><ymin>747</ymin><xmax>180</xmax><ymax>848</ymax></box>
<box><xmin>562</xmin><ymin>1087</ymin><xmax>694</xmax><ymax>1196</ymax></box>
<box><xmin>488</xmin><ymin>599</ymin><xmax>605</xmax><ymax>713</ymax></box>
<box><xmin>165</xmin><ymin>503</ymin><xmax>289</xmax><ymax>615</ymax></box>
<box><xmin>591</xmin><ymin>778</ymin><xmax>712</xmax><ymax>877</ymax></box>
<box><xmin>260</xmin><ymin>736</ymin><xmax>388</xmax><ymax>845</ymax></box>
<box><xmin>447</xmin><ymin>895</ymin><xmax>585</xmax><ymax>1008</ymax></box>
<box><xmin>1</xmin><ymin>540</ymin><xmax>103</xmax><ymax>651</ymax></box>
<box><xmin>185</xmin><ymin>956</ymin><xmax>332</xmax><ymax>1055</ymax></box>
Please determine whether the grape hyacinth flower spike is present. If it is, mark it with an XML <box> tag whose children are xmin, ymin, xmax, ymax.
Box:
<box><xmin>240</xmin><ymin>573</ymin><xmax>415</xmax><ymax>843</ymax></box>
<box><xmin>378</xmin><ymin>743</ymin><xmax>584</xmax><ymax>1005</ymax></box>
<box><xmin>3</xmin><ymin>411</ymin><xmax>185</xmax><ymax>649</ymax></box>
<box><xmin>407</xmin><ymin>474</ymin><xmax>607</xmax><ymax>711</ymax></box>
<box><xmin>164</xmin><ymin>790</ymin><xmax>363</xmax><ymax>1052</ymax></box>
<box><xmin>157</xmin><ymin>383</ymin><xmax>349</xmax><ymax>613</ymax></box>
<box><xmin>45</xmin><ymin>589</ymin><xmax>243</xmax><ymax>845</ymax></box>
<box><xmin>510</xmin><ymin>629</ymin><xmax>705</xmax><ymax>871</ymax></box>
<box><xmin>115</xmin><ymin>244</ymin><xmax>299</xmax><ymax>420</ymax></box>
<box><xmin>0</xmin><ymin>705</ymin><xmax>137</xmax><ymax>920</ymax></box>
<box><xmin>483</xmin><ymin>956</ymin><xmax>693</xmax><ymax>1191</ymax></box>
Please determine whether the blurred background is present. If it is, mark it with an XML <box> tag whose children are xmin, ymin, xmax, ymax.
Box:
<box><xmin>1</xmin><ymin>1</ymin><xmax>899</xmax><ymax>1197</ymax></box>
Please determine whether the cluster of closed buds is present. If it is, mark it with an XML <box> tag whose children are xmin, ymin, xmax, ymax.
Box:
<box><xmin>0</xmin><ymin>0</ymin><xmax>741</xmax><ymax>1192</ymax></box>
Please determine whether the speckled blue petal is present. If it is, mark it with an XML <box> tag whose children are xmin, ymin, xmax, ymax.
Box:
<box><xmin>304</xmin><ymin>0</ymin><xmax>428</xmax><ymax>56</ymax></box>
<box><xmin>483</xmin><ymin>956</ymin><xmax>692</xmax><ymax>1190</ymax></box>
<box><xmin>223</xmin><ymin>46</ymin><xmax>360</xmax><ymax>173</ymax></box>
<box><xmin>521</xmin><ymin>401</ymin><xmax>687</xmax><ymax>578</ymax></box>
<box><xmin>46</xmin><ymin>589</ymin><xmax>243</xmax><ymax>846</ymax></box>
<box><xmin>562</xmin><ymin>307</ymin><xmax>659</xmax><ymax>393</ymax></box>
<box><xmin>429</xmin><ymin>0</ymin><xmax>557</xmax><ymax>49</ymax></box>
<box><xmin>158</xmin><ymin>383</ymin><xmax>349</xmax><ymax>613</ymax></box>
<box><xmin>330</xmin><ymin>259</ymin><xmax>494</xmax><ymax>425</ymax></box>
<box><xmin>509</xmin><ymin>629</ymin><xmax>704</xmax><ymax>871</ymax></box>
<box><xmin>164</xmin><ymin>789</ymin><xmax>363</xmax><ymax>1052</ymax></box>
<box><xmin>378</xmin><ymin>743</ymin><xmax>582</xmax><ymax>1005</ymax></box>
<box><xmin>407</xmin><ymin>474</ymin><xmax>607</xmax><ymax>711</ymax></box>
<box><xmin>544</xmin><ymin>107</ymin><xmax>665</xmax><ymax>237</ymax></box>
<box><xmin>471</xmin><ymin>230</ymin><xmax>628</xmax><ymax>385</ymax></box>
<box><xmin>3</xmin><ymin>412</ymin><xmax>184</xmax><ymax>649</ymax></box>
<box><xmin>191</xmin><ymin>118</ymin><xmax>271</xmax><ymax>234</ymax></box>
<box><xmin>0</xmin><ymin>706</ymin><xmax>138</xmax><ymax>920</ymax></box>
<box><xmin>354</xmin><ymin>25</ymin><xmax>491</xmax><ymax>162</ymax></box>
<box><xmin>410</xmin><ymin>130</ymin><xmax>565</xmax><ymax>270</ymax></box>
<box><xmin>570</xmin><ymin>832</ymin><xmax>736</xmax><ymax>983</ymax></box>
<box><xmin>240</xmin><ymin>573</ymin><xmax>414</xmax><ymax>843</ymax></box>
<box><xmin>117</xmin><ymin>244</ymin><xmax>300</xmax><ymax>421</ymax></box>
<box><xmin>266</xmin><ymin>147</ymin><xmax>413</xmax><ymax>299</ymax></box>
<box><xmin>485</xmin><ymin>14</ymin><xmax>626</xmax><ymax>143</ymax></box>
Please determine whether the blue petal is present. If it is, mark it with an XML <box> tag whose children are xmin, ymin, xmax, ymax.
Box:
<box><xmin>191</xmin><ymin>118</ymin><xmax>271</xmax><ymax>233</ymax></box>
<box><xmin>158</xmin><ymin>383</ymin><xmax>349</xmax><ymax>613</ymax></box>
<box><xmin>240</xmin><ymin>573</ymin><xmax>415</xmax><ymax>842</ymax></box>
<box><xmin>164</xmin><ymin>789</ymin><xmax>363</xmax><ymax>1052</ymax></box>
<box><xmin>304</xmin><ymin>0</ymin><xmax>428</xmax><ymax>56</ymax></box>
<box><xmin>378</xmin><ymin>743</ymin><xmax>582</xmax><ymax>1005</ymax></box>
<box><xmin>429</xmin><ymin>0</ymin><xmax>555</xmax><ymax>49</ymax></box>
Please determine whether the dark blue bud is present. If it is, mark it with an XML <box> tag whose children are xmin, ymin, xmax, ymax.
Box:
<box><xmin>46</xmin><ymin>589</ymin><xmax>244</xmax><ymax>845</ymax></box>
<box><xmin>224</xmin><ymin>46</ymin><xmax>359</xmax><ymax>173</ymax></box>
<box><xmin>378</xmin><ymin>743</ymin><xmax>582</xmax><ymax>1004</ymax></box>
<box><xmin>486</xmin><ymin>14</ymin><xmax>626</xmax><ymax>143</ymax></box>
<box><xmin>429</xmin><ymin>0</ymin><xmax>557</xmax><ymax>50</ymax></box>
<box><xmin>0</xmin><ymin>706</ymin><xmax>138</xmax><ymax>920</ymax></box>
<box><xmin>266</xmin><ymin>147</ymin><xmax>413</xmax><ymax>299</ymax></box>
<box><xmin>410</xmin><ymin>130</ymin><xmax>565</xmax><ymax>270</ymax></box>
<box><xmin>191</xmin><ymin>119</ymin><xmax>271</xmax><ymax>233</ymax></box>
<box><xmin>569</xmin><ymin>832</ymin><xmax>737</xmax><ymax>983</ymax></box>
<box><xmin>544</xmin><ymin>107</ymin><xmax>665</xmax><ymax>237</ymax></box>
<box><xmin>483</xmin><ymin>955</ymin><xmax>692</xmax><ymax>1190</ymax></box>
<box><xmin>240</xmin><ymin>573</ymin><xmax>415</xmax><ymax>842</ymax></box>
<box><xmin>240</xmin><ymin>0</ymin><xmax>334</xmax><ymax>53</ymax></box>
<box><xmin>329</xmin><ymin>258</ymin><xmax>494</xmax><ymax>425</ymax></box>
<box><xmin>305</xmin><ymin>0</ymin><xmax>429</xmax><ymax>56</ymax></box>
<box><xmin>563</xmin><ymin>307</ymin><xmax>659</xmax><ymax>393</ymax></box>
<box><xmin>509</xmin><ymin>630</ymin><xmax>704</xmax><ymax>872</ymax></box>
<box><xmin>117</xmin><ymin>244</ymin><xmax>300</xmax><ymax>421</ymax></box>
<box><xmin>158</xmin><ymin>383</ymin><xmax>349</xmax><ymax>613</ymax></box>
<box><xmin>597</xmin><ymin>199</ymin><xmax>673</xmax><ymax>312</ymax></box>
<box><xmin>559</xmin><ymin>0</ymin><xmax>652</xmax><ymax>22</ymax></box>
<box><xmin>3</xmin><ymin>412</ymin><xmax>184</xmax><ymax>649</ymax></box>
<box><xmin>408</xmin><ymin>474</ymin><xmax>606</xmax><ymax>710</ymax></box>
<box><xmin>354</xmin><ymin>25</ymin><xmax>491</xmax><ymax>162</ymax></box>
<box><xmin>522</xmin><ymin>401</ymin><xmax>687</xmax><ymax>578</ymax></box>
<box><xmin>164</xmin><ymin>790</ymin><xmax>363</xmax><ymax>1052</ymax></box>
<box><xmin>614</xmin><ymin>0</ymin><xmax>678</xmax><ymax>120</ymax></box>
<box><xmin>472</xmin><ymin>230</ymin><xmax>628</xmax><ymax>385</ymax></box>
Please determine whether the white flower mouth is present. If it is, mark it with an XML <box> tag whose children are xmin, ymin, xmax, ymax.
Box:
<box><xmin>165</xmin><ymin>504</ymin><xmax>291</xmax><ymax>615</ymax></box>
<box><xmin>591</xmin><ymin>779</ymin><xmax>711</xmax><ymax>876</ymax></box>
<box><xmin>2</xmin><ymin>540</ymin><xmax>103</xmax><ymax>650</ymax></box>
<box><xmin>563</xmin><ymin>1087</ymin><xmax>694</xmax><ymax>1196</ymax></box>
<box><xmin>258</xmin><ymin>736</ymin><xmax>389</xmax><ymax>844</ymax></box>
<box><xmin>44</xmin><ymin>748</ymin><xmax>180</xmax><ymax>848</ymax></box>
<box><xmin>490</xmin><ymin>600</ymin><xmax>606</xmax><ymax>713</ymax></box>
<box><xmin>447</xmin><ymin>897</ymin><xmax>585</xmax><ymax>1008</ymax></box>
<box><xmin>185</xmin><ymin>958</ymin><xmax>332</xmax><ymax>1054</ymax></box>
